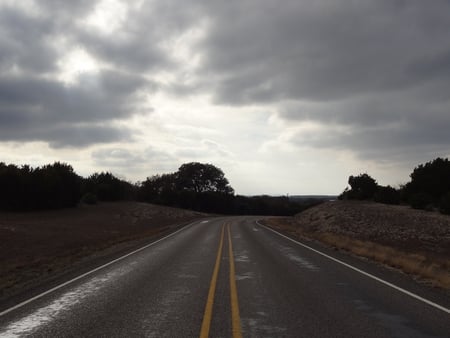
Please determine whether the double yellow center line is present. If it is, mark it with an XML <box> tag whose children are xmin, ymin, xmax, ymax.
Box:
<box><xmin>199</xmin><ymin>223</ymin><xmax>243</xmax><ymax>338</ymax></box>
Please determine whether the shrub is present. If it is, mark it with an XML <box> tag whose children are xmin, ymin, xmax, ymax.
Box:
<box><xmin>374</xmin><ymin>185</ymin><xmax>400</xmax><ymax>205</ymax></box>
<box><xmin>439</xmin><ymin>192</ymin><xmax>450</xmax><ymax>215</ymax></box>
<box><xmin>340</xmin><ymin>173</ymin><xmax>378</xmax><ymax>200</ymax></box>
<box><xmin>81</xmin><ymin>192</ymin><xmax>98</xmax><ymax>205</ymax></box>
<box><xmin>405</xmin><ymin>157</ymin><xmax>450</xmax><ymax>203</ymax></box>
<box><xmin>409</xmin><ymin>192</ymin><xmax>433</xmax><ymax>210</ymax></box>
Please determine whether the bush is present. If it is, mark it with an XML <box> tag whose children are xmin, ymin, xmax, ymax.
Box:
<box><xmin>81</xmin><ymin>192</ymin><xmax>98</xmax><ymax>205</ymax></box>
<box><xmin>409</xmin><ymin>192</ymin><xmax>433</xmax><ymax>210</ymax></box>
<box><xmin>339</xmin><ymin>173</ymin><xmax>378</xmax><ymax>200</ymax></box>
<box><xmin>83</xmin><ymin>172</ymin><xmax>136</xmax><ymax>201</ymax></box>
<box><xmin>439</xmin><ymin>192</ymin><xmax>450</xmax><ymax>215</ymax></box>
<box><xmin>0</xmin><ymin>161</ymin><xmax>81</xmax><ymax>211</ymax></box>
<box><xmin>374</xmin><ymin>185</ymin><xmax>400</xmax><ymax>205</ymax></box>
<box><xmin>404</xmin><ymin>157</ymin><xmax>450</xmax><ymax>204</ymax></box>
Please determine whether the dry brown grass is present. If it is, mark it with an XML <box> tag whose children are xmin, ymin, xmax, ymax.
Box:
<box><xmin>315</xmin><ymin>232</ymin><xmax>450</xmax><ymax>289</ymax></box>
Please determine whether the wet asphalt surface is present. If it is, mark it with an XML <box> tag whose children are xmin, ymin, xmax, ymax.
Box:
<box><xmin>0</xmin><ymin>217</ymin><xmax>449</xmax><ymax>337</ymax></box>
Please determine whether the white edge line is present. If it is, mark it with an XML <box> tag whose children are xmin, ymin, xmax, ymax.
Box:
<box><xmin>256</xmin><ymin>220</ymin><xmax>450</xmax><ymax>314</ymax></box>
<box><xmin>0</xmin><ymin>220</ymin><xmax>201</xmax><ymax>317</ymax></box>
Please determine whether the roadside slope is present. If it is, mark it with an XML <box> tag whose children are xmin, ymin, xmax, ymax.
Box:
<box><xmin>0</xmin><ymin>202</ymin><xmax>207</xmax><ymax>300</ymax></box>
<box><xmin>265</xmin><ymin>201</ymin><xmax>450</xmax><ymax>289</ymax></box>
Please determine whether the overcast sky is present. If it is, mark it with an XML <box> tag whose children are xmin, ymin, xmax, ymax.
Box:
<box><xmin>1</xmin><ymin>0</ymin><xmax>449</xmax><ymax>195</ymax></box>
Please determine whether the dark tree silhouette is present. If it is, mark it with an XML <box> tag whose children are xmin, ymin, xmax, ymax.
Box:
<box><xmin>175</xmin><ymin>162</ymin><xmax>234</xmax><ymax>194</ymax></box>
<box><xmin>0</xmin><ymin>161</ymin><xmax>81</xmax><ymax>210</ymax></box>
<box><xmin>340</xmin><ymin>173</ymin><xmax>378</xmax><ymax>200</ymax></box>
<box><xmin>137</xmin><ymin>162</ymin><xmax>316</xmax><ymax>215</ymax></box>
<box><xmin>0</xmin><ymin>160</ymin><xmax>321</xmax><ymax>215</ymax></box>
<box><xmin>138</xmin><ymin>173</ymin><xmax>177</xmax><ymax>205</ymax></box>
<box><xmin>138</xmin><ymin>163</ymin><xmax>235</xmax><ymax>212</ymax></box>
<box><xmin>440</xmin><ymin>192</ymin><xmax>450</xmax><ymax>215</ymax></box>
<box><xmin>83</xmin><ymin>172</ymin><xmax>136</xmax><ymax>201</ymax></box>
<box><xmin>374</xmin><ymin>185</ymin><xmax>400</xmax><ymax>205</ymax></box>
<box><xmin>404</xmin><ymin>158</ymin><xmax>450</xmax><ymax>203</ymax></box>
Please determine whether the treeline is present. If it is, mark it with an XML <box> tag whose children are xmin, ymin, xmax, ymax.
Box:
<box><xmin>339</xmin><ymin>157</ymin><xmax>450</xmax><ymax>215</ymax></box>
<box><xmin>0</xmin><ymin>162</ymin><xmax>136</xmax><ymax>211</ymax></box>
<box><xmin>0</xmin><ymin>161</ymin><xmax>318</xmax><ymax>215</ymax></box>
<box><xmin>137</xmin><ymin>162</ymin><xmax>319</xmax><ymax>215</ymax></box>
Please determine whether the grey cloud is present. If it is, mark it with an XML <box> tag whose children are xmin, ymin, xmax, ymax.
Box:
<box><xmin>200</xmin><ymin>0</ymin><xmax>450</xmax><ymax>103</ymax></box>
<box><xmin>75</xmin><ymin>0</ymin><xmax>203</xmax><ymax>72</ymax></box>
<box><xmin>45</xmin><ymin>125</ymin><xmax>131</xmax><ymax>148</ymax></box>
<box><xmin>0</xmin><ymin>1</ymin><xmax>98</xmax><ymax>74</ymax></box>
<box><xmin>0</xmin><ymin>122</ymin><xmax>131</xmax><ymax>148</ymax></box>
<box><xmin>0</xmin><ymin>6</ymin><xmax>59</xmax><ymax>73</ymax></box>
<box><xmin>0</xmin><ymin>70</ymin><xmax>151</xmax><ymax>147</ymax></box>
<box><xmin>1</xmin><ymin>0</ymin><xmax>449</xmax><ymax>164</ymax></box>
<box><xmin>37</xmin><ymin>0</ymin><xmax>94</xmax><ymax>15</ymax></box>
<box><xmin>281</xmin><ymin>86</ymin><xmax>450</xmax><ymax>162</ymax></box>
<box><xmin>92</xmin><ymin>146</ymin><xmax>178</xmax><ymax>175</ymax></box>
<box><xmin>175</xmin><ymin>139</ymin><xmax>233</xmax><ymax>159</ymax></box>
<box><xmin>188</xmin><ymin>0</ymin><xmax>450</xmax><ymax>162</ymax></box>
<box><xmin>0</xmin><ymin>1</ymin><xmax>165</xmax><ymax>148</ymax></box>
<box><xmin>77</xmin><ymin>32</ymin><xmax>171</xmax><ymax>72</ymax></box>
<box><xmin>280</xmin><ymin>87</ymin><xmax>450</xmax><ymax>128</ymax></box>
<box><xmin>288</xmin><ymin>111</ymin><xmax>450</xmax><ymax>166</ymax></box>
<box><xmin>92</xmin><ymin>148</ymin><xmax>145</xmax><ymax>167</ymax></box>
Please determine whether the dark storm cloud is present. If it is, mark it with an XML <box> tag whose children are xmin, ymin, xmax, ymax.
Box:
<box><xmin>192</xmin><ymin>0</ymin><xmax>450</xmax><ymax>161</ymax></box>
<box><xmin>1</xmin><ymin>0</ymin><xmax>449</xmax><ymax>161</ymax></box>
<box><xmin>0</xmin><ymin>6</ymin><xmax>59</xmax><ymax>73</ymax></box>
<box><xmin>0</xmin><ymin>71</ymin><xmax>151</xmax><ymax>147</ymax></box>
<box><xmin>41</xmin><ymin>125</ymin><xmax>131</xmax><ymax>149</ymax></box>
<box><xmin>279</xmin><ymin>83</ymin><xmax>450</xmax><ymax>160</ymax></box>
<box><xmin>200</xmin><ymin>0</ymin><xmax>450</xmax><ymax>103</ymax></box>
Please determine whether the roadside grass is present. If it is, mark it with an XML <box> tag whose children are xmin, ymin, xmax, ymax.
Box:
<box><xmin>264</xmin><ymin>218</ymin><xmax>450</xmax><ymax>290</ymax></box>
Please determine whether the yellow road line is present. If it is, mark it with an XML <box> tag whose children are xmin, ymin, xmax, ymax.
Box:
<box><xmin>227</xmin><ymin>224</ymin><xmax>243</xmax><ymax>338</ymax></box>
<box><xmin>199</xmin><ymin>224</ymin><xmax>225</xmax><ymax>338</ymax></box>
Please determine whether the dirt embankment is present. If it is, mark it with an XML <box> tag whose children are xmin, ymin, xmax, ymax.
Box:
<box><xmin>265</xmin><ymin>201</ymin><xmax>450</xmax><ymax>289</ymax></box>
<box><xmin>0</xmin><ymin>202</ymin><xmax>207</xmax><ymax>300</ymax></box>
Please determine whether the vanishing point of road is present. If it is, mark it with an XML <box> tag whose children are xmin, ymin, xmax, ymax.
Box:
<box><xmin>0</xmin><ymin>217</ymin><xmax>449</xmax><ymax>337</ymax></box>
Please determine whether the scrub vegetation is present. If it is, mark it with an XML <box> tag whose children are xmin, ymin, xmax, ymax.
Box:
<box><xmin>339</xmin><ymin>157</ymin><xmax>450</xmax><ymax>215</ymax></box>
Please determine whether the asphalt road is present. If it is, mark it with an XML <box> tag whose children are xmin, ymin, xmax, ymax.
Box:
<box><xmin>0</xmin><ymin>217</ymin><xmax>449</xmax><ymax>337</ymax></box>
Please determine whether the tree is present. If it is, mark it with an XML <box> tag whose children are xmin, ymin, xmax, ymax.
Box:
<box><xmin>83</xmin><ymin>172</ymin><xmax>135</xmax><ymax>201</ymax></box>
<box><xmin>36</xmin><ymin>162</ymin><xmax>82</xmax><ymax>208</ymax></box>
<box><xmin>138</xmin><ymin>163</ymin><xmax>235</xmax><ymax>212</ymax></box>
<box><xmin>343</xmin><ymin>173</ymin><xmax>378</xmax><ymax>200</ymax></box>
<box><xmin>0</xmin><ymin>161</ymin><xmax>82</xmax><ymax>210</ymax></box>
<box><xmin>439</xmin><ymin>192</ymin><xmax>450</xmax><ymax>215</ymax></box>
<box><xmin>175</xmin><ymin>162</ymin><xmax>234</xmax><ymax>195</ymax></box>
<box><xmin>138</xmin><ymin>173</ymin><xmax>177</xmax><ymax>204</ymax></box>
<box><xmin>374</xmin><ymin>185</ymin><xmax>400</xmax><ymax>205</ymax></box>
<box><xmin>404</xmin><ymin>157</ymin><xmax>450</xmax><ymax>203</ymax></box>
